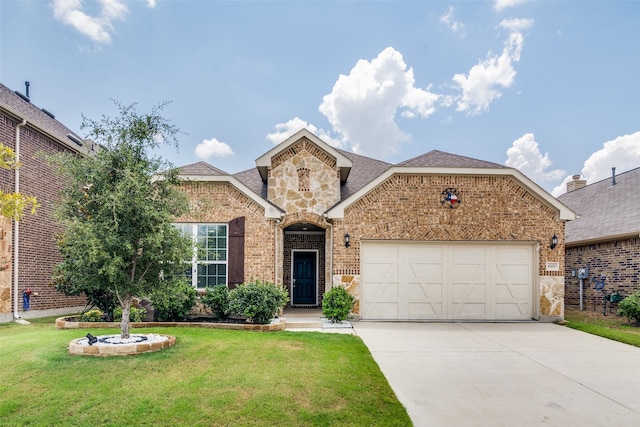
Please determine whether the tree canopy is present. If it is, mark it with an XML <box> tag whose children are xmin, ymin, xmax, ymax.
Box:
<box><xmin>52</xmin><ymin>102</ymin><xmax>192</xmax><ymax>338</ymax></box>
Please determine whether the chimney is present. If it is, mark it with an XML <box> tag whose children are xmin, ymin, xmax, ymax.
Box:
<box><xmin>567</xmin><ymin>174</ymin><xmax>587</xmax><ymax>192</ymax></box>
<box><xmin>611</xmin><ymin>167</ymin><xmax>616</xmax><ymax>186</ymax></box>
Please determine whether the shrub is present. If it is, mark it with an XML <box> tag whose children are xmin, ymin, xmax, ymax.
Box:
<box><xmin>228</xmin><ymin>280</ymin><xmax>289</xmax><ymax>324</ymax></box>
<box><xmin>322</xmin><ymin>286</ymin><xmax>355</xmax><ymax>322</ymax></box>
<box><xmin>201</xmin><ymin>285</ymin><xmax>230</xmax><ymax>320</ymax></box>
<box><xmin>113</xmin><ymin>306</ymin><xmax>147</xmax><ymax>323</ymax></box>
<box><xmin>151</xmin><ymin>278</ymin><xmax>198</xmax><ymax>321</ymax></box>
<box><xmin>618</xmin><ymin>290</ymin><xmax>640</xmax><ymax>323</ymax></box>
<box><xmin>80</xmin><ymin>309</ymin><xmax>104</xmax><ymax>322</ymax></box>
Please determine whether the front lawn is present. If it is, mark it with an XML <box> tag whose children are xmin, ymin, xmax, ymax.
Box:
<box><xmin>0</xmin><ymin>317</ymin><xmax>410</xmax><ymax>426</ymax></box>
<box><xmin>564</xmin><ymin>307</ymin><xmax>640</xmax><ymax>348</ymax></box>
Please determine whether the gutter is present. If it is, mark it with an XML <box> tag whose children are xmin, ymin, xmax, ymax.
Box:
<box><xmin>13</xmin><ymin>118</ymin><xmax>29</xmax><ymax>324</ymax></box>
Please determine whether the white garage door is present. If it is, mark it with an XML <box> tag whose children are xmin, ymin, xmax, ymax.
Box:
<box><xmin>360</xmin><ymin>241</ymin><xmax>535</xmax><ymax>321</ymax></box>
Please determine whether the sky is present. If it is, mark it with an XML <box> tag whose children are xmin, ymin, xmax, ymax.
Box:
<box><xmin>1</xmin><ymin>0</ymin><xmax>639</xmax><ymax>196</ymax></box>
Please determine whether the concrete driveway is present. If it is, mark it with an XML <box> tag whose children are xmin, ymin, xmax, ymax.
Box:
<box><xmin>352</xmin><ymin>322</ymin><xmax>640</xmax><ymax>427</ymax></box>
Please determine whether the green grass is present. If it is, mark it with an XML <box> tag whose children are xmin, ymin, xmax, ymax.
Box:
<box><xmin>564</xmin><ymin>308</ymin><xmax>640</xmax><ymax>348</ymax></box>
<box><xmin>0</xmin><ymin>317</ymin><xmax>410</xmax><ymax>426</ymax></box>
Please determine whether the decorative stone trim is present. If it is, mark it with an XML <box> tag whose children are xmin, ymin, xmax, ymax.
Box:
<box><xmin>68</xmin><ymin>334</ymin><xmax>176</xmax><ymax>357</ymax></box>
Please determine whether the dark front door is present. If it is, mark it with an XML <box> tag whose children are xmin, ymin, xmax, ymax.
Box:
<box><xmin>293</xmin><ymin>252</ymin><xmax>316</xmax><ymax>305</ymax></box>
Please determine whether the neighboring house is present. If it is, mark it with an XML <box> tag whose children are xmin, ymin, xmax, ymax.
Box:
<box><xmin>174</xmin><ymin>129</ymin><xmax>575</xmax><ymax>322</ymax></box>
<box><xmin>558</xmin><ymin>169</ymin><xmax>640</xmax><ymax>309</ymax></box>
<box><xmin>0</xmin><ymin>83</ymin><xmax>91</xmax><ymax>322</ymax></box>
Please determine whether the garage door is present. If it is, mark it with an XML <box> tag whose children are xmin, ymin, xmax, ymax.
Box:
<box><xmin>360</xmin><ymin>241</ymin><xmax>535</xmax><ymax>321</ymax></box>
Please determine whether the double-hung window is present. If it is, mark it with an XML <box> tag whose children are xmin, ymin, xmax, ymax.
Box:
<box><xmin>174</xmin><ymin>223</ymin><xmax>228</xmax><ymax>289</ymax></box>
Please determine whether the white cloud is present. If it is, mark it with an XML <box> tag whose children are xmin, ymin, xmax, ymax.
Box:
<box><xmin>319</xmin><ymin>47</ymin><xmax>440</xmax><ymax>158</ymax></box>
<box><xmin>266</xmin><ymin>117</ymin><xmax>342</xmax><ymax>148</ymax></box>
<box><xmin>195</xmin><ymin>137</ymin><xmax>234</xmax><ymax>160</ymax></box>
<box><xmin>552</xmin><ymin>131</ymin><xmax>640</xmax><ymax>196</ymax></box>
<box><xmin>147</xmin><ymin>0</ymin><xmax>157</xmax><ymax>8</ymax></box>
<box><xmin>505</xmin><ymin>133</ymin><xmax>565</xmax><ymax>184</ymax></box>
<box><xmin>53</xmin><ymin>0</ymin><xmax>128</xmax><ymax>44</ymax></box>
<box><xmin>494</xmin><ymin>0</ymin><xmax>528</xmax><ymax>12</ymax></box>
<box><xmin>452</xmin><ymin>18</ymin><xmax>532</xmax><ymax>115</ymax></box>
<box><xmin>440</xmin><ymin>6</ymin><xmax>465</xmax><ymax>37</ymax></box>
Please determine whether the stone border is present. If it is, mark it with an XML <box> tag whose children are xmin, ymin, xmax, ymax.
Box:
<box><xmin>56</xmin><ymin>317</ymin><xmax>286</xmax><ymax>332</ymax></box>
<box><xmin>69</xmin><ymin>334</ymin><xmax>176</xmax><ymax>357</ymax></box>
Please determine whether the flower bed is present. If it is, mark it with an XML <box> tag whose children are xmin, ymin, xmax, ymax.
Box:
<box><xmin>56</xmin><ymin>316</ymin><xmax>286</xmax><ymax>332</ymax></box>
<box><xmin>68</xmin><ymin>334</ymin><xmax>176</xmax><ymax>357</ymax></box>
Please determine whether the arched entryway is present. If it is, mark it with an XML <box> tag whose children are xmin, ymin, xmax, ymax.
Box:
<box><xmin>283</xmin><ymin>223</ymin><xmax>326</xmax><ymax>307</ymax></box>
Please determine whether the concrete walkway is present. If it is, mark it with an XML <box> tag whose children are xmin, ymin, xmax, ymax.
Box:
<box><xmin>352</xmin><ymin>322</ymin><xmax>640</xmax><ymax>427</ymax></box>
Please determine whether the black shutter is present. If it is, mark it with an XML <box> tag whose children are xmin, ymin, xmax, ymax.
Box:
<box><xmin>228</xmin><ymin>217</ymin><xmax>245</xmax><ymax>289</ymax></box>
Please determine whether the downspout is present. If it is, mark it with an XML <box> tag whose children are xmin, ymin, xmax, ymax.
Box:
<box><xmin>13</xmin><ymin>118</ymin><xmax>29</xmax><ymax>323</ymax></box>
<box><xmin>274</xmin><ymin>219</ymin><xmax>281</xmax><ymax>286</ymax></box>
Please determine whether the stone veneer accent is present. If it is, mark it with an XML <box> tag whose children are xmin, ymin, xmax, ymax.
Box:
<box><xmin>0</xmin><ymin>218</ymin><xmax>11</xmax><ymax>315</ymax></box>
<box><xmin>331</xmin><ymin>174</ymin><xmax>566</xmax><ymax>320</ymax></box>
<box><xmin>267</xmin><ymin>138</ymin><xmax>340</xmax><ymax>216</ymax></box>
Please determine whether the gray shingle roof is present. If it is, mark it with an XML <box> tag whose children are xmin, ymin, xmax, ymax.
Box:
<box><xmin>178</xmin><ymin>161</ymin><xmax>228</xmax><ymax>176</ymax></box>
<box><xmin>0</xmin><ymin>83</ymin><xmax>88</xmax><ymax>154</ymax></box>
<box><xmin>397</xmin><ymin>150</ymin><xmax>506</xmax><ymax>168</ymax></box>
<box><xmin>557</xmin><ymin>167</ymin><xmax>640</xmax><ymax>244</ymax></box>
<box><xmin>234</xmin><ymin>167</ymin><xmax>267</xmax><ymax>198</ymax></box>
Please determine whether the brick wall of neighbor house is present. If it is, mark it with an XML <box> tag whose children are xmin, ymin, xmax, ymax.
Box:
<box><xmin>0</xmin><ymin>114</ymin><xmax>86</xmax><ymax>315</ymax></box>
<box><xmin>331</xmin><ymin>174</ymin><xmax>566</xmax><ymax>319</ymax></box>
<box><xmin>565</xmin><ymin>237</ymin><xmax>640</xmax><ymax>308</ymax></box>
<box><xmin>176</xmin><ymin>181</ymin><xmax>276</xmax><ymax>283</ymax></box>
<box><xmin>267</xmin><ymin>138</ymin><xmax>340</xmax><ymax>216</ymax></box>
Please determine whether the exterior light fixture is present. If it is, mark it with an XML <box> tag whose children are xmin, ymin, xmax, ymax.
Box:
<box><xmin>86</xmin><ymin>333</ymin><xmax>98</xmax><ymax>345</ymax></box>
<box><xmin>550</xmin><ymin>234</ymin><xmax>558</xmax><ymax>250</ymax></box>
<box><xmin>344</xmin><ymin>233</ymin><xmax>350</xmax><ymax>248</ymax></box>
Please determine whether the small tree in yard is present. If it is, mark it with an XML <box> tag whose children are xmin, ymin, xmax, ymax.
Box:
<box><xmin>51</xmin><ymin>102</ymin><xmax>192</xmax><ymax>338</ymax></box>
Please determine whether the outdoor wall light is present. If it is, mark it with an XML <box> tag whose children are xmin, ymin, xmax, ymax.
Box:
<box><xmin>344</xmin><ymin>233</ymin><xmax>350</xmax><ymax>248</ymax></box>
<box><xmin>86</xmin><ymin>333</ymin><xmax>98</xmax><ymax>345</ymax></box>
<box><xmin>550</xmin><ymin>234</ymin><xmax>558</xmax><ymax>250</ymax></box>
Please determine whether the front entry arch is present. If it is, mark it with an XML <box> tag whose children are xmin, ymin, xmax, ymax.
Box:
<box><xmin>283</xmin><ymin>223</ymin><xmax>326</xmax><ymax>307</ymax></box>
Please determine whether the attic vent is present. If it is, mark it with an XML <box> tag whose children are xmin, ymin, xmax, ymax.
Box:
<box><xmin>67</xmin><ymin>134</ymin><xmax>83</xmax><ymax>146</ymax></box>
<box><xmin>14</xmin><ymin>91</ymin><xmax>30</xmax><ymax>103</ymax></box>
<box><xmin>297</xmin><ymin>168</ymin><xmax>310</xmax><ymax>192</ymax></box>
<box><xmin>41</xmin><ymin>108</ymin><xmax>55</xmax><ymax>119</ymax></box>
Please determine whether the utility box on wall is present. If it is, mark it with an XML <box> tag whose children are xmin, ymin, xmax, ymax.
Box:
<box><xmin>577</xmin><ymin>268</ymin><xmax>589</xmax><ymax>279</ymax></box>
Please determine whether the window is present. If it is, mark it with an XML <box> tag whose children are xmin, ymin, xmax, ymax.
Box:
<box><xmin>174</xmin><ymin>223</ymin><xmax>228</xmax><ymax>289</ymax></box>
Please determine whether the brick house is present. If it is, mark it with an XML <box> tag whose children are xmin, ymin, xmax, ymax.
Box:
<box><xmin>0</xmin><ymin>83</ymin><xmax>91</xmax><ymax>322</ymax></box>
<box><xmin>175</xmin><ymin>129</ymin><xmax>575</xmax><ymax>322</ymax></box>
<box><xmin>558</xmin><ymin>169</ymin><xmax>640</xmax><ymax>310</ymax></box>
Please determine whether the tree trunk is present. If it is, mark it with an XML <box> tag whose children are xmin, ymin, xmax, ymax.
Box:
<box><xmin>120</xmin><ymin>296</ymin><xmax>131</xmax><ymax>339</ymax></box>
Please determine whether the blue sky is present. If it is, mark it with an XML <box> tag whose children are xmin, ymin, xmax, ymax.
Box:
<box><xmin>1</xmin><ymin>0</ymin><xmax>639</xmax><ymax>196</ymax></box>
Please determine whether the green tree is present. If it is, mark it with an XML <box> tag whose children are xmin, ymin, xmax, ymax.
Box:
<box><xmin>0</xmin><ymin>142</ymin><xmax>39</xmax><ymax>221</ymax></box>
<box><xmin>51</xmin><ymin>102</ymin><xmax>192</xmax><ymax>338</ymax></box>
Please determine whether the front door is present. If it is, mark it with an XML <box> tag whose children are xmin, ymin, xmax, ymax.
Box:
<box><xmin>292</xmin><ymin>251</ymin><xmax>317</xmax><ymax>305</ymax></box>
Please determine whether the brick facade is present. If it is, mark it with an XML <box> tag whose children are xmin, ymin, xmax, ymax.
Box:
<box><xmin>178</xmin><ymin>129</ymin><xmax>571</xmax><ymax>321</ymax></box>
<box><xmin>0</xmin><ymin>111</ymin><xmax>86</xmax><ymax>319</ymax></box>
<box><xmin>330</xmin><ymin>174</ymin><xmax>566</xmax><ymax>318</ymax></box>
<box><xmin>175</xmin><ymin>181</ymin><xmax>276</xmax><ymax>283</ymax></box>
<box><xmin>565</xmin><ymin>237</ymin><xmax>640</xmax><ymax>308</ymax></box>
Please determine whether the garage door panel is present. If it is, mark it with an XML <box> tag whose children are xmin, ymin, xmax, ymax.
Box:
<box><xmin>361</xmin><ymin>242</ymin><xmax>534</xmax><ymax>321</ymax></box>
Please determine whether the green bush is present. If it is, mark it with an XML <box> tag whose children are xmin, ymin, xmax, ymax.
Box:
<box><xmin>79</xmin><ymin>309</ymin><xmax>104</xmax><ymax>322</ymax></box>
<box><xmin>618</xmin><ymin>290</ymin><xmax>640</xmax><ymax>323</ymax></box>
<box><xmin>201</xmin><ymin>285</ymin><xmax>230</xmax><ymax>320</ymax></box>
<box><xmin>151</xmin><ymin>278</ymin><xmax>198</xmax><ymax>321</ymax></box>
<box><xmin>228</xmin><ymin>280</ymin><xmax>289</xmax><ymax>324</ymax></box>
<box><xmin>113</xmin><ymin>306</ymin><xmax>147</xmax><ymax>323</ymax></box>
<box><xmin>322</xmin><ymin>286</ymin><xmax>355</xmax><ymax>322</ymax></box>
